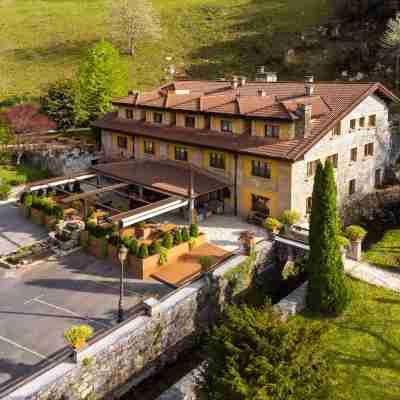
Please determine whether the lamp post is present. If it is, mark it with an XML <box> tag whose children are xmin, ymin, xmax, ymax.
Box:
<box><xmin>117</xmin><ymin>245</ymin><xmax>128</xmax><ymax>323</ymax></box>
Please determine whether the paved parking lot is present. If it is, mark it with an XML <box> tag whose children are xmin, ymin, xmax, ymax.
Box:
<box><xmin>0</xmin><ymin>203</ymin><xmax>47</xmax><ymax>256</ymax></box>
<box><xmin>0</xmin><ymin>251</ymin><xmax>171</xmax><ymax>391</ymax></box>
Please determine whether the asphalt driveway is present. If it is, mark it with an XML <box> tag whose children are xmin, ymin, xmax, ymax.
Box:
<box><xmin>0</xmin><ymin>251</ymin><xmax>171</xmax><ymax>392</ymax></box>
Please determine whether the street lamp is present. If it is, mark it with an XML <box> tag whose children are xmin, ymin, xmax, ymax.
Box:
<box><xmin>117</xmin><ymin>245</ymin><xmax>128</xmax><ymax>323</ymax></box>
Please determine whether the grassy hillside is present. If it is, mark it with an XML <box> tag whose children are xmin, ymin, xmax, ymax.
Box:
<box><xmin>0</xmin><ymin>0</ymin><xmax>331</xmax><ymax>98</ymax></box>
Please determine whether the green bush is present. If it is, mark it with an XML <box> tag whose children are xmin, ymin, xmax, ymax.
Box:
<box><xmin>263</xmin><ymin>217</ymin><xmax>282</xmax><ymax>232</ymax></box>
<box><xmin>52</xmin><ymin>205</ymin><xmax>64</xmax><ymax>220</ymax></box>
<box><xmin>22</xmin><ymin>193</ymin><xmax>33</xmax><ymax>207</ymax></box>
<box><xmin>201</xmin><ymin>304</ymin><xmax>333</xmax><ymax>399</ymax></box>
<box><xmin>338</xmin><ymin>235</ymin><xmax>350</xmax><ymax>249</ymax></box>
<box><xmin>86</xmin><ymin>221</ymin><xmax>115</xmax><ymax>239</ymax></box>
<box><xmin>174</xmin><ymin>230</ymin><xmax>182</xmax><ymax>245</ymax></box>
<box><xmin>128</xmin><ymin>239</ymin><xmax>138</xmax><ymax>256</ymax></box>
<box><xmin>162</xmin><ymin>232</ymin><xmax>174</xmax><ymax>249</ymax></box>
<box><xmin>190</xmin><ymin>223</ymin><xmax>199</xmax><ymax>238</ymax></box>
<box><xmin>279</xmin><ymin>209</ymin><xmax>301</xmax><ymax>226</ymax></box>
<box><xmin>181</xmin><ymin>227</ymin><xmax>190</xmax><ymax>242</ymax></box>
<box><xmin>149</xmin><ymin>240</ymin><xmax>162</xmax><ymax>255</ymax></box>
<box><xmin>0</xmin><ymin>183</ymin><xmax>11</xmax><ymax>200</ymax></box>
<box><xmin>64</xmin><ymin>324</ymin><xmax>93</xmax><ymax>349</ymax></box>
<box><xmin>345</xmin><ymin>225</ymin><xmax>367</xmax><ymax>241</ymax></box>
<box><xmin>137</xmin><ymin>244</ymin><xmax>149</xmax><ymax>259</ymax></box>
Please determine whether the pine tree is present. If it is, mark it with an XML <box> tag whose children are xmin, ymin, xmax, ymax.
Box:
<box><xmin>306</xmin><ymin>160</ymin><xmax>351</xmax><ymax>315</ymax></box>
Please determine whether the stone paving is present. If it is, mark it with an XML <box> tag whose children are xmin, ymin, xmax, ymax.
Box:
<box><xmin>345</xmin><ymin>258</ymin><xmax>400</xmax><ymax>293</ymax></box>
<box><xmin>154</xmin><ymin>213</ymin><xmax>268</xmax><ymax>251</ymax></box>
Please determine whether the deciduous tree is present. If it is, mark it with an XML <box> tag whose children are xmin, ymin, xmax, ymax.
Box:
<box><xmin>110</xmin><ymin>0</ymin><xmax>161</xmax><ymax>56</ymax></box>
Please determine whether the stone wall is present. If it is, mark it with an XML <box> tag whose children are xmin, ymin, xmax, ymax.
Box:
<box><xmin>6</xmin><ymin>241</ymin><xmax>273</xmax><ymax>400</ymax></box>
<box><xmin>24</xmin><ymin>148</ymin><xmax>99</xmax><ymax>176</ymax></box>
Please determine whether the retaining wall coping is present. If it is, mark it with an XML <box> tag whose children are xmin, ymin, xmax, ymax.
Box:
<box><xmin>5</xmin><ymin>362</ymin><xmax>75</xmax><ymax>400</ymax></box>
<box><xmin>212</xmin><ymin>254</ymin><xmax>246</xmax><ymax>277</ymax></box>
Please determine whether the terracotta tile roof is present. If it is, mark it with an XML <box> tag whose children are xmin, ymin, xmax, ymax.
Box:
<box><xmin>104</xmin><ymin>80</ymin><xmax>398</xmax><ymax>161</ymax></box>
<box><xmin>91</xmin><ymin>159</ymin><xmax>231</xmax><ymax>198</ymax></box>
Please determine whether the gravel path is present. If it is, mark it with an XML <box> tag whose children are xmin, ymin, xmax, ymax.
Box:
<box><xmin>345</xmin><ymin>258</ymin><xmax>400</xmax><ymax>293</ymax></box>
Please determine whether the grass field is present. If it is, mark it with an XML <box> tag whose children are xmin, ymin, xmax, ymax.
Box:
<box><xmin>297</xmin><ymin>279</ymin><xmax>400</xmax><ymax>400</ymax></box>
<box><xmin>364</xmin><ymin>229</ymin><xmax>400</xmax><ymax>271</ymax></box>
<box><xmin>0</xmin><ymin>0</ymin><xmax>331</xmax><ymax>98</ymax></box>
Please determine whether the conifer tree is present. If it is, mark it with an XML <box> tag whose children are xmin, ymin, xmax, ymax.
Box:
<box><xmin>306</xmin><ymin>160</ymin><xmax>350</xmax><ymax>314</ymax></box>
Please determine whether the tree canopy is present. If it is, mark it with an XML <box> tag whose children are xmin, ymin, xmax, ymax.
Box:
<box><xmin>201</xmin><ymin>304</ymin><xmax>333</xmax><ymax>400</ymax></box>
<box><xmin>306</xmin><ymin>160</ymin><xmax>351</xmax><ymax>315</ymax></box>
<box><xmin>74</xmin><ymin>40</ymin><xmax>127</xmax><ymax>125</ymax></box>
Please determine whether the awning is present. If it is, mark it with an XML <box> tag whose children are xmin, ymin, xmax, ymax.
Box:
<box><xmin>91</xmin><ymin>159</ymin><xmax>232</xmax><ymax>198</ymax></box>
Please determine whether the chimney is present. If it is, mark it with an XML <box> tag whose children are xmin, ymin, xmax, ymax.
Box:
<box><xmin>240</xmin><ymin>76</ymin><xmax>247</xmax><ymax>86</ymax></box>
<box><xmin>231</xmin><ymin>76</ymin><xmax>239</xmax><ymax>90</ymax></box>
<box><xmin>305</xmin><ymin>75</ymin><xmax>314</xmax><ymax>96</ymax></box>
<box><xmin>296</xmin><ymin>103</ymin><xmax>313</xmax><ymax>138</ymax></box>
<box><xmin>257</xmin><ymin>89</ymin><xmax>267</xmax><ymax>97</ymax></box>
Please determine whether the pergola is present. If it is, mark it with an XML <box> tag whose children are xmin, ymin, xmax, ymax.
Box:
<box><xmin>24</xmin><ymin>159</ymin><xmax>231</xmax><ymax>229</ymax></box>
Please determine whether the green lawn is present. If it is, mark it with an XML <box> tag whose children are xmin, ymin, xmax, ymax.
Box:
<box><xmin>0</xmin><ymin>164</ymin><xmax>50</xmax><ymax>186</ymax></box>
<box><xmin>0</xmin><ymin>0</ymin><xmax>331</xmax><ymax>98</ymax></box>
<box><xmin>296</xmin><ymin>279</ymin><xmax>400</xmax><ymax>400</ymax></box>
<box><xmin>364</xmin><ymin>229</ymin><xmax>400</xmax><ymax>271</ymax></box>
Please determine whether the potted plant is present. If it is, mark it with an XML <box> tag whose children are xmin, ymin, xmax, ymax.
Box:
<box><xmin>263</xmin><ymin>217</ymin><xmax>282</xmax><ymax>238</ymax></box>
<box><xmin>345</xmin><ymin>225</ymin><xmax>367</xmax><ymax>261</ymax></box>
<box><xmin>162</xmin><ymin>232</ymin><xmax>174</xmax><ymax>249</ymax></box>
<box><xmin>190</xmin><ymin>223</ymin><xmax>199</xmax><ymax>238</ymax></box>
<box><xmin>149</xmin><ymin>240</ymin><xmax>162</xmax><ymax>256</ymax></box>
<box><xmin>64</xmin><ymin>324</ymin><xmax>93</xmax><ymax>352</ymax></box>
<box><xmin>279</xmin><ymin>210</ymin><xmax>301</xmax><ymax>232</ymax></box>
<box><xmin>238</xmin><ymin>231</ymin><xmax>256</xmax><ymax>255</ymax></box>
<box><xmin>158</xmin><ymin>246</ymin><xmax>169</xmax><ymax>265</ymax></box>
<box><xmin>338</xmin><ymin>235</ymin><xmax>350</xmax><ymax>262</ymax></box>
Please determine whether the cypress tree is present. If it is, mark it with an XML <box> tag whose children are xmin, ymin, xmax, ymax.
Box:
<box><xmin>306</xmin><ymin>160</ymin><xmax>351</xmax><ymax>315</ymax></box>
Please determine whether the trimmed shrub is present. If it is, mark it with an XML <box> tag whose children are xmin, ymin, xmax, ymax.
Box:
<box><xmin>190</xmin><ymin>223</ymin><xmax>199</xmax><ymax>238</ymax></box>
<box><xmin>182</xmin><ymin>227</ymin><xmax>190</xmax><ymax>242</ymax></box>
<box><xmin>22</xmin><ymin>193</ymin><xmax>33</xmax><ymax>207</ymax></box>
<box><xmin>345</xmin><ymin>225</ymin><xmax>367</xmax><ymax>241</ymax></box>
<box><xmin>162</xmin><ymin>232</ymin><xmax>174</xmax><ymax>249</ymax></box>
<box><xmin>137</xmin><ymin>244</ymin><xmax>149</xmax><ymax>259</ymax></box>
<box><xmin>338</xmin><ymin>235</ymin><xmax>350</xmax><ymax>249</ymax></box>
<box><xmin>174</xmin><ymin>230</ymin><xmax>182</xmax><ymax>245</ymax></box>
<box><xmin>149</xmin><ymin>240</ymin><xmax>162</xmax><ymax>255</ymax></box>
<box><xmin>0</xmin><ymin>183</ymin><xmax>11</xmax><ymax>200</ymax></box>
<box><xmin>128</xmin><ymin>239</ymin><xmax>138</xmax><ymax>256</ymax></box>
<box><xmin>279</xmin><ymin>210</ymin><xmax>301</xmax><ymax>227</ymax></box>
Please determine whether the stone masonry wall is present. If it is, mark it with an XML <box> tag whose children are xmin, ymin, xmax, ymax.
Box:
<box><xmin>6</xmin><ymin>241</ymin><xmax>273</xmax><ymax>400</ymax></box>
<box><xmin>291</xmin><ymin>93</ymin><xmax>391</xmax><ymax>217</ymax></box>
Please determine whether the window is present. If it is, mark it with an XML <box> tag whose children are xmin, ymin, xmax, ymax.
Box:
<box><xmin>175</xmin><ymin>146</ymin><xmax>188</xmax><ymax>161</ymax></box>
<box><xmin>251</xmin><ymin>160</ymin><xmax>271</xmax><ymax>179</ymax></box>
<box><xmin>185</xmin><ymin>116</ymin><xmax>196</xmax><ymax>128</ymax></box>
<box><xmin>349</xmin><ymin>179</ymin><xmax>356</xmax><ymax>195</ymax></box>
<box><xmin>350</xmin><ymin>147</ymin><xmax>358</xmax><ymax>162</ymax></box>
<box><xmin>364</xmin><ymin>142</ymin><xmax>374</xmax><ymax>157</ymax></box>
<box><xmin>221</xmin><ymin>119</ymin><xmax>232</xmax><ymax>133</ymax></box>
<box><xmin>153</xmin><ymin>112</ymin><xmax>163</xmax><ymax>124</ymax></box>
<box><xmin>306</xmin><ymin>160</ymin><xmax>319</xmax><ymax>177</ymax></box>
<box><xmin>209</xmin><ymin>152</ymin><xmax>225</xmax><ymax>170</ymax></box>
<box><xmin>326</xmin><ymin>153</ymin><xmax>338</xmax><ymax>168</ymax></box>
<box><xmin>375</xmin><ymin>169</ymin><xmax>382</xmax><ymax>188</ymax></box>
<box><xmin>125</xmin><ymin>109</ymin><xmax>133</xmax><ymax>119</ymax></box>
<box><xmin>333</xmin><ymin>122</ymin><xmax>341</xmax><ymax>136</ymax></box>
<box><xmin>350</xmin><ymin>119</ymin><xmax>357</xmax><ymax>130</ymax></box>
<box><xmin>359</xmin><ymin>117</ymin><xmax>365</xmax><ymax>128</ymax></box>
<box><xmin>144</xmin><ymin>140</ymin><xmax>154</xmax><ymax>155</ymax></box>
<box><xmin>306</xmin><ymin>197</ymin><xmax>312</xmax><ymax>214</ymax></box>
<box><xmin>251</xmin><ymin>194</ymin><xmax>270</xmax><ymax>217</ymax></box>
<box><xmin>265</xmin><ymin>125</ymin><xmax>280</xmax><ymax>138</ymax></box>
<box><xmin>117</xmin><ymin>136</ymin><xmax>128</xmax><ymax>149</ymax></box>
<box><xmin>368</xmin><ymin>114</ymin><xmax>376</xmax><ymax>127</ymax></box>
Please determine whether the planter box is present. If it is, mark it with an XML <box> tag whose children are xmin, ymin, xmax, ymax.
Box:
<box><xmin>30</xmin><ymin>208</ymin><xmax>45</xmax><ymax>225</ymax></box>
<box><xmin>88</xmin><ymin>236</ymin><xmax>108</xmax><ymax>259</ymax></box>
<box><xmin>44</xmin><ymin>215</ymin><xmax>58</xmax><ymax>231</ymax></box>
<box><xmin>80</xmin><ymin>231</ymin><xmax>89</xmax><ymax>248</ymax></box>
<box><xmin>19</xmin><ymin>205</ymin><xmax>31</xmax><ymax>219</ymax></box>
<box><xmin>107</xmin><ymin>243</ymin><xmax>119</xmax><ymax>265</ymax></box>
<box><xmin>128</xmin><ymin>233</ymin><xmax>207</xmax><ymax>280</ymax></box>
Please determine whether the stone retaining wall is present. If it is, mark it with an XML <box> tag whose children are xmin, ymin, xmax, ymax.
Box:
<box><xmin>5</xmin><ymin>241</ymin><xmax>273</xmax><ymax>400</ymax></box>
